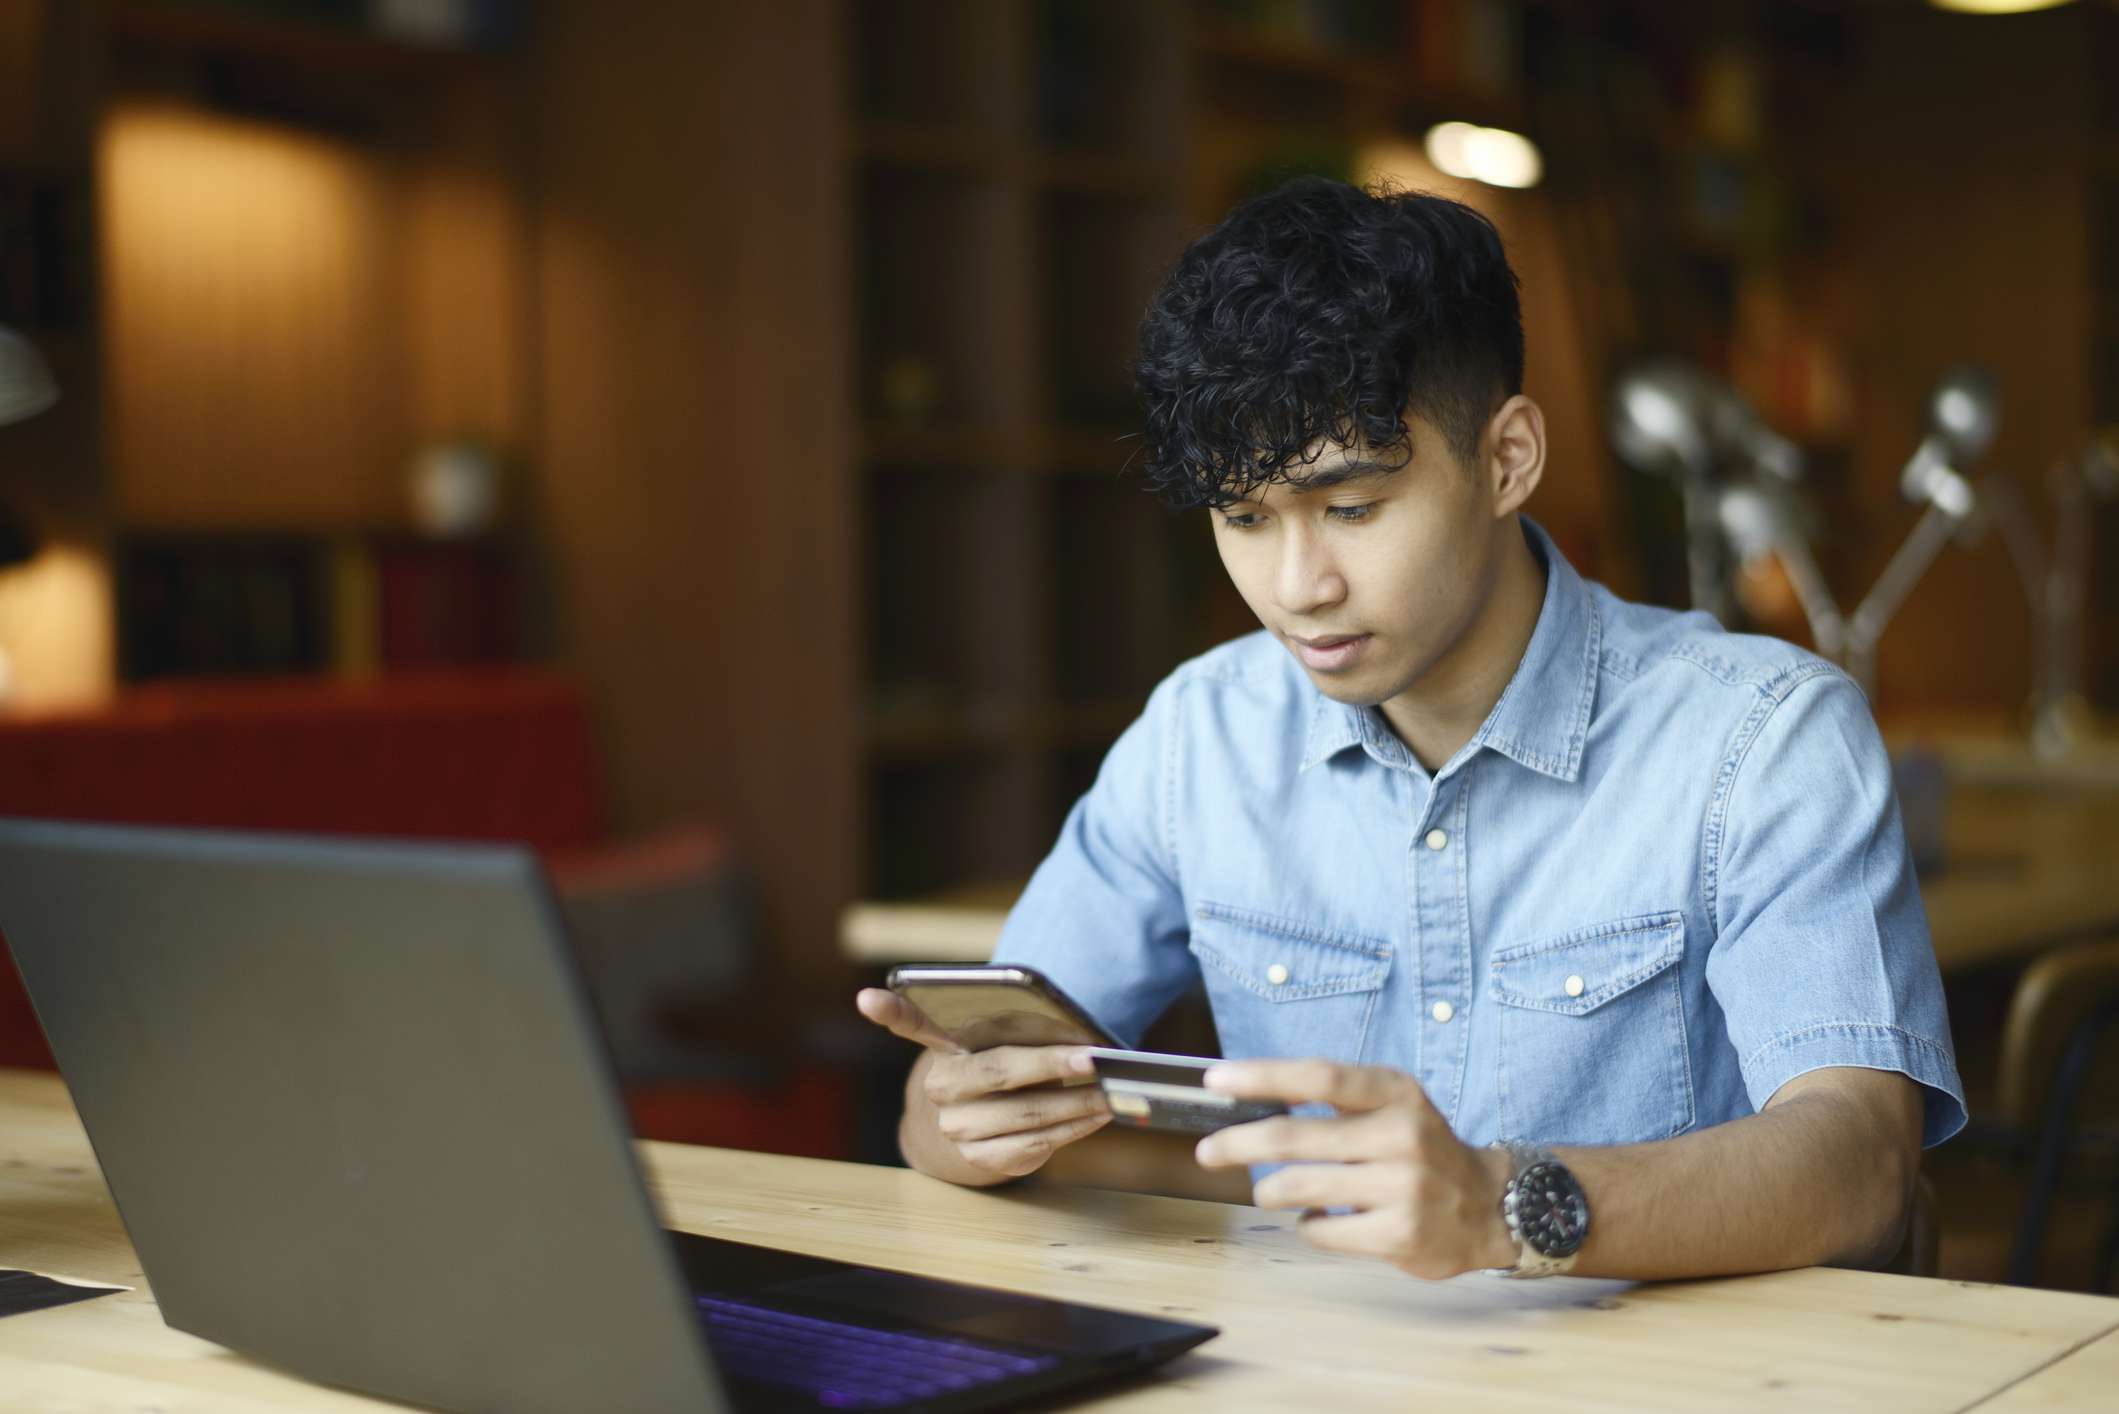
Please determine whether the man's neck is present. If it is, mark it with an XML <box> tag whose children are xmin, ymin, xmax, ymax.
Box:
<box><xmin>1377</xmin><ymin>519</ymin><xmax>1548</xmax><ymax>772</ymax></box>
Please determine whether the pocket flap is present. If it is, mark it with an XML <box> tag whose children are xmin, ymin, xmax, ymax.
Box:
<box><xmin>1489</xmin><ymin>912</ymin><xmax>1684</xmax><ymax>1016</ymax></box>
<box><xmin>1189</xmin><ymin>901</ymin><xmax>1391</xmax><ymax>1001</ymax></box>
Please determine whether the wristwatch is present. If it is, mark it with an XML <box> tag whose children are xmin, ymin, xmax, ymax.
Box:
<box><xmin>1495</xmin><ymin>1141</ymin><xmax>1589</xmax><ymax>1277</ymax></box>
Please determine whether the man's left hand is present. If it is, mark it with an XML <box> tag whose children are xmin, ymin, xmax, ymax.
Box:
<box><xmin>1192</xmin><ymin>1059</ymin><xmax>1519</xmax><ymax>1279</ymax></box>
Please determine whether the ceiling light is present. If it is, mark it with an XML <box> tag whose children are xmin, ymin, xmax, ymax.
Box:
<box><xmin>1422</xmin><ymin>122</ymin><xmax>1543</xmax><ymax>190</ymax></box>
<box><xmin>1927</xmin><ymin>0</ymin><xmax>2077</xmax><ymax>14</ymax></box>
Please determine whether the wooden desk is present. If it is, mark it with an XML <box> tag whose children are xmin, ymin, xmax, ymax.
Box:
<box><xmin>3</xmin><ymin>1071</ymin><xmax>2117</xmax><ymax>1411</ymax></box>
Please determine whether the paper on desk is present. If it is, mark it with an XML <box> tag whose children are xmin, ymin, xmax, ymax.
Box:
<box><xmin>0</xmin><ymin>1268</ymin><xmax>129</xmax><ymax>1319</ymax></box>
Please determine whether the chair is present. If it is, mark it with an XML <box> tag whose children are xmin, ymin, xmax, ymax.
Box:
<box><xmin>1998</xmin><ymin>938</ymin><xmax>2119</xmax><ymax>1289</ymax></box>
<box><xmin>0</xmin><ymin>670</ymin><xmax>851</xmax><ymax>1158</ymax></box>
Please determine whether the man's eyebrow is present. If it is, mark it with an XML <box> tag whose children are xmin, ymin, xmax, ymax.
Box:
<box><xmin>1286</xmin><ymin>459</ymin><xmax>1399</xmax><ymax>493</ymax></box>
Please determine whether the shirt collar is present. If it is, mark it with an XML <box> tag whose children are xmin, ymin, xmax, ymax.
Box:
<box><xmin>1298</xmin><ymin>516</ymin><xmax>1600</xmax><ymax>782</ymax></box>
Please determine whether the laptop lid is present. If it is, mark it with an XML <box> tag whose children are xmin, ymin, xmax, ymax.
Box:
<box><xmin>0</xmin><ymin>819</ymin><xmax>726</xmax><ymax>1414</ymax></box>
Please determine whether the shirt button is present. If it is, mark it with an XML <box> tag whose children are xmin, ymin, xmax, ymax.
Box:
<box><xmin>1430</xmin><ymin>1000</ymin><xmax>1455</xmax><ymax>1023</ymax></box>
<box><xmin>1425</xmin><ymin>828</ymin><xmax>1448</xmax><ymax>851</ymax></box>
<box><xmin>1266</xmin><ymin>963</ymin><xmax>1290</xmax><ymax>986</ymax></box>
<box><xmin>1564</xmin><ymin>975</ymin><xmax>1585</xmax><ymax>998</ymax></box>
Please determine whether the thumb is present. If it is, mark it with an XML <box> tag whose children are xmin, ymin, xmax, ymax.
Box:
<box><xmin>855</xmin><ymin>987</ymin><xmax>965</xmax><ymax>1054</ymax></box>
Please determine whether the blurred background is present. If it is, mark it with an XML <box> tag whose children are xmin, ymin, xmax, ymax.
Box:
<box><xmin>1</xmin><ymin>0</ymin><xmax>2117</xmax><ymax>1292</ymax></box>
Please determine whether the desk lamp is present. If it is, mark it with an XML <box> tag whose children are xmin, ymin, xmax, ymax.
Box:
<box><xmin>1840</xmin><ymin>367</ymin><xmax>1999</xmax><ymax>695</ymax></box>
<box><xmin>0</xmin><ymin>326</ymin><xmax>57</xmax><ymax>569</ymax></box>
<box><xmin>0</xmin><ymin>325</ymin><xmax>59</xmax><ymax>431</ymax></box>
<box><xmin>1982</xmin><ymin>426</ymin><xmax>2119</xmax><ymax>755</ymax></box>
<box><xmin>1713</xmin><ymin>480</ymin><xmax>1845</xmax><ymax>656</ymax></box>
<box><xmin>1612</xmin><ymin>360</ymin><xmax>1805</xmax><ymax>624</ymax></box>
<box><xmin>0</xmin><ymin>325</ymin><xmax>59</xmax><ymax>699</ymax></box>
<box><xmin>1613</xmin><ymin>361</ymin><xmax>2006</xmax><ymax>700</ymax></box>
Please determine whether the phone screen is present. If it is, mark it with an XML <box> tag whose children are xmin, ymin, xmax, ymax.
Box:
<box><xmin>889</xmin><ymin>968</ymin><xmax>1114</xmax><ymax>1051</ymax></box>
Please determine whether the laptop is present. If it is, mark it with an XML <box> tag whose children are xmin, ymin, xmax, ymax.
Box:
<box><xmin>0</xmin><ymin>819</ymin><xmax>1214</xmax><ymax>1413</ymax></box>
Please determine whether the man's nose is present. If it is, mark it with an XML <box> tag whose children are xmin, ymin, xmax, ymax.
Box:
<box><xmin>1274</xmin><ymin>527</ymin><xmax>1346</xmax><ymax>617</ymax></box>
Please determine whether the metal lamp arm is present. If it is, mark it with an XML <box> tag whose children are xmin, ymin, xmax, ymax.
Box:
<box><xmin>1768</xmin><ymin>531</ymin><xmax>1846</xmax><ymax>661</ymax></box>
<box><xmin>1842</xmin><ymin>504</ymin><xmax>1964</xmax><ymax>697</ymax></box>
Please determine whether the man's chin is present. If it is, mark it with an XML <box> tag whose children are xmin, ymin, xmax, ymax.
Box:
<box><xmin>1297</xmin><ymin>663</ymin><xmax>1395</xmax><ymax>709</ymax></box>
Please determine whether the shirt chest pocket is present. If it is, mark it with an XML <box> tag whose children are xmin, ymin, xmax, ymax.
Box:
<box><xmin>1489</xmin><ymin>912</ymin><xmax>1694</xmax><ymax>1146</ymax></box>
<box><xmin>1188</xmin><ymin>902</ymin><xmax>1392</xmax><ymax>1065</ymax></box>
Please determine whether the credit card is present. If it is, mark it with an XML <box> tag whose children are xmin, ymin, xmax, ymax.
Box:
<box><xmin>1086</xmin><ymin>1048</ymin><xmax>1289</xmax><ymax>1136</ymax></box>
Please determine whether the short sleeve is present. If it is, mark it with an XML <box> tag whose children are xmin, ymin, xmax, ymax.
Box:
<box><xmin>1706</xmin><ymin>672</ymin><xmax>1967</xmax><ymax>1147</ymax></box>
<box><xmin>990</xmin><ymin>676</ymin><xmax>1198</xmax><ymax>1047</ymax></box>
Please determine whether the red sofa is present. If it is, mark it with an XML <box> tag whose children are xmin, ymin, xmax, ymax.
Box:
<box><xmin>0</xmin><ymin>669</ymin><xmax>847</xmax><ymax>1157</ymax></box>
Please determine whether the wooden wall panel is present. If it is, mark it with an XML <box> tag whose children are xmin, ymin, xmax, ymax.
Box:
<box><xmin>0</xmin><ymin>0</ymin><xmax>48</xmax><ymax>163</ymax></box>
<box><xmin>399</xmin><ymin>77</ymin><xmax>528</xmax><ymax>450</ymax></box>
<box><xmin>1794</xmin><ymin>8</ymin><xmax>2094</xmax><ymax>717</ymax></box>
<box><xmin>529</xmin><ymin>0</ymin><xmax>857</xmax><ymax>979</ymax></box>
<box><xmin>99</xmin><ymin>88</ymin><xmax>530</xmax><ymax>534</ymax></box>
<box><xmin>100</xmin><ymin>103</ymin><xmax>405</xmax><ymax>528</ymax></box>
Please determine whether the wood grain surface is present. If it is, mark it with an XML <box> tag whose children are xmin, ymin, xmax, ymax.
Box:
<box><xmin>3</xmin><ymin>1069</ymin><xmax>2117</xmax><ymax>1411</ymax></box>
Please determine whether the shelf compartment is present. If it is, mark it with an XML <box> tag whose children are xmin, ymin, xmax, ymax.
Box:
<box><xmin>865</xmin><ymin>466</ymin><xmax>1046</xmax><ymax>712</ymax></box>
<box><xmin>868</xmin><ymin>754</ymin><xmax>1048</xmax><ymax>899</ymax></box>
<box><xmin>1046</xmin><ymin>741</ymin><xmax>1111</xmax><ymax>839</ymax></box>
<box><xmin>1035</xmin><ymin>188</ymin><xmax>1174</xmax><ymax>427</ymax></box>
<box><xmin>1032</xmin><ymin>0</ymin><xmax>1182</xmax><ymax>159</ymax></box>
<box><xmin>1045</xmin><ymin>474</ymin><xmax>1190</xmax><ymax>707</ymax></box>
<box><xmin>863</xmin><ymin>696</ymin><xmax>1140</xmax><ymax>765</ymax></box>
<box><xmin>863</xmin><ymin>421</ymin><xmax>1139</xmax><ymax>475</ymax></box>
<box><xmin>859</xmin><ymin>166</ymin><xmax>1022</xmax><ymax>425</ymax></box>
<box><xmin>855</xmin><ymin>120</ymin><xmax>1017</xmax><ymax>178</ymax></box>
<box><xmin>851</xmin><ymin>0</ymin><xmax>1022</xmax><ymax>135</ymax></box>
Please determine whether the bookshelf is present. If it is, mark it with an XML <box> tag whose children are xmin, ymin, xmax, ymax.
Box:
<box><xmin>89</xmin><ymin>2</ymin><xmax>538</xmax><ymax>680</ymax></box>
<box><xmin>114</xmin><ymin>530</ymin><xmax>523</xmax><ymax>681</ymax></box>
<box><xmin>849</xmin><ymin>0</ymin><xmax>1189</xmax><ymax>898</ymax></box>
<box><xmin>0</xmin><ymin>0</ymin><xmax>104</xmax><ymax>544</ymax></box>
<box><xmin>845</xmin><ymin>0</ymin><xmax>1514</xmax><ymax>900</ymax></box>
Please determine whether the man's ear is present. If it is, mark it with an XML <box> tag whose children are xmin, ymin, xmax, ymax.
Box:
<box><xmin>1484</xmin><ymin>395</ymin><xmax>1545</xmax><ymax>518</ymax></box>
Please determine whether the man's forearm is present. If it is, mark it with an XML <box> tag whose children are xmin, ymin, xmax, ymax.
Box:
<box><xmin>1550</xmin><ymin>1071</ymin><xmax>1921</xmax><ymax>1280</ymax></box>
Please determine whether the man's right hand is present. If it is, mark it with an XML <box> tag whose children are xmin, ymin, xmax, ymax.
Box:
<box><xmin>855</xmin><ymin>987</ymin><xmax>1112</xmax><ymax>1186</ymax></box>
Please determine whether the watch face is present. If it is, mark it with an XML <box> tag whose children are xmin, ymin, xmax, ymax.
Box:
<box><xmin>1515</xmin><ymin>1161</ymin><xmax>1588</xmax><ymax>1258</ymax></box>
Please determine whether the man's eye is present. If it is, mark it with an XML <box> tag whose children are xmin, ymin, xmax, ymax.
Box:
<box><xmin>1220</xmin><ymin>512</ymin><xmax>1263</xmax><ymax>531</ymax></box>
<box><xmin>1326</xmin><ymin>502</ymin><xmax>1377</xmax><ymax>523</ymax></box>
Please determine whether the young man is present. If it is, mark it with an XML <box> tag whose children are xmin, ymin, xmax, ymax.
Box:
<box><xmin>857</xmin><ymin>178</ymin><xmax>1963</xmax><ymax>1281</ymax></box>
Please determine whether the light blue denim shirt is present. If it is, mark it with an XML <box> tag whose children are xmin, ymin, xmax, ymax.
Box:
<box><xmin>995</xmin><ymin>518</ymin><xmax>1966</xmax><ymax>1150</ymax></box>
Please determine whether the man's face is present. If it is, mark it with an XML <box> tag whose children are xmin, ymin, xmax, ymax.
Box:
<box><xmin>1208</xmin><ymin>414</ymin><xmax>1501</xmax><ymax>710</ymax></box>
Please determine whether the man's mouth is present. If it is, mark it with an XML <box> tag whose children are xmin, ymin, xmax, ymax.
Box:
<box><xmin>1287</xmin><ymin>632</ymin><xmax>1371</xmax><ymax>672</ymax></box>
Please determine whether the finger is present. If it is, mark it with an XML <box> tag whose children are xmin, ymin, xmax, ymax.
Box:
<box><xmin>855</xmin><ymin>988</ymin><xmax>964</xmax><ymax>1054</ymax></box>
<box><xmin>1293</xmin><ymin>1208</ymin><xmax>1417</xmax><ymax>1264</ymax></box>
<box><xmin>1203</xmin><ymin>1059</ymin><xmax>1427</xmax><ymax>1114</ymax></box>
<box><xmin>923</xmin><ymin>1044</ymin><xmax>1097</xmax><ymax>1105</ymax></box>
<box><xmin>1196</xmin><ymin>1107</ymin><xmax>1408</xmax><ymax>1169</ymax></box>
<box><xmin>957</xmin><ymin>1110</ymin><xmax>1112</xmax><ymax>1179</ymax></box>
<box><xmin>1253</xmin><ymin>1159</ymin><xmax>1403</xmax><ymax>1213</ymax></box>
<box><xmin>936</xmin><ymin>1085</ymin><xmax>1110</xmax><ymax>1145</ymax></box>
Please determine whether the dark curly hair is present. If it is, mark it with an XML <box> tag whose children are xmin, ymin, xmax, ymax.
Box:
<box><xmin>1133</xmin><ymin>177</ymin><xmax>1524</xmax><ymax>509</ymax></box>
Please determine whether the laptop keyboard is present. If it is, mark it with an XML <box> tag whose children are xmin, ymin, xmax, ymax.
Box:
<box><xmin>696</xmin><ymin>1294</ymin><xmax>1061</xmax><ymax>1409</ymax></box>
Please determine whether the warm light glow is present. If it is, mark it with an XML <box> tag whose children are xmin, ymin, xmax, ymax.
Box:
<box><xmin>0</xmin><ymin>543</ymin><xmax>115</xmax><ymax>712</ymax></box>
<box><xmin>1422</xmin><ymin>122</ymin><xmax>1543</xmax><ymax>190</ymax></box>
<box><xmin>1927</xmin><ymin>0</ymin><xmax>2076</xmax><ymax>13</ymax></box>
<box><xmin>99</xmin><ymin>103</ymin><xmax>400</xmax><ymax>525</ymax></box>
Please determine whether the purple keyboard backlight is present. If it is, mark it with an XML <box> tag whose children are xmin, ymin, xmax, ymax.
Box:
<box><xmin>696</xmin><ymin>1294</ymin><xmax>1060</xmax><ymax>1409</ymax></box>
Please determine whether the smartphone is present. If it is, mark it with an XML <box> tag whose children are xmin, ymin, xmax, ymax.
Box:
<box><xmin>1086</xmin><ymin>1048</ymin><xmax>1289</xmax><ymax>1136</ymax></box>
<box><xmin>886</xmin><ymin>963</ymin><xmax>1122</xmax><ymax>1053</ymax></box>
